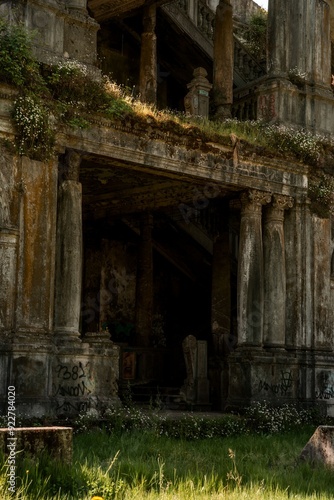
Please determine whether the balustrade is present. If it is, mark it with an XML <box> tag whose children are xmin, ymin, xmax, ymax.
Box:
<box><xmin>168</xmin><ymin>0</ymin><xmax>267</xmax><ymax>121</ymax></box>
<box><xmin>197</xmin><ymin>0</ymin><xmax>215</xmax><ymax>40</ymax></box>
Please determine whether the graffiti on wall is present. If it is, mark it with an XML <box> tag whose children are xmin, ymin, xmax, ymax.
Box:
<box><xmin>258</xmin><ymin>371</ymin><xmax>293</xmax><ymax>397</ymax></box>
<box><xmin>258</xmin><ymin>94</ymin><xmax>276</xmax><ymax>121</ymax></box>
<box><xmin>53</xmin><ymin>361</ymin><xmax>94</xmax><ymax>413</ymax></box>
<box><xmin>315</xmin><ymin>371</ymin><xmax>334</xmax><ymax>400</ymax></box>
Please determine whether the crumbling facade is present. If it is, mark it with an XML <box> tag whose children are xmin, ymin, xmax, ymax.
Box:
<box><xmin>1</xmin><ymin>0</ymin><xmax>334</xmax><ymax>418</ymax></box>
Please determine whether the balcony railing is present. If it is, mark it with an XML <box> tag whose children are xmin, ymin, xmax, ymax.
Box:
<box><xmin>169</xmin><ymin>0</ymin><xmax>266</xmax><ymax>86</ymax></box>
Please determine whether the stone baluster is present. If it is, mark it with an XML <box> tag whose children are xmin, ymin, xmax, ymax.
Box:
<box><xmin>139</xmin><ymin>4</ymin><xmax>157</xmax><ymax>105</ymax></box>
<box><xmin>237</xmin><ymin>190</ymin><xmax>271</xmax><ymax>347</ymax></box>
<box><xmin>263</xmin><ymin>195</ymin><xmax>293</xmax><ymax>348</ymax></box>
<box><xmin>135</xmin><ymin>212</ymin><xmax>153</xmax><ymax>346</ymax></box>
<box><xmin>54</xmin><ymin>150</ymin><xmax>82</xmax><ymax>343</ymax></box>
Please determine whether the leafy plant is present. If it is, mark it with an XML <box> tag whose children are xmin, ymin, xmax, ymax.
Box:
<box><xmin>308</xmin><ymin>173</ymin><xmax>334</xmax><ymax>217</ymax></box>
<box><xmin>239</xmin><ymin>10</ymin><xmax>268</xmax><ymax>62</ymax></box>
<box><xmin>0</xmin><ymin>20</ymin><xmax>45</xmax><ymax>91</ymax></box>
<box><xmin>12</xmin><ymin>93</ymin><xmax>55</xmax><ymax>160</ymax></box>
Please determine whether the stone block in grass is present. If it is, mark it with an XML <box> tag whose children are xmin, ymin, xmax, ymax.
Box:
<box><xmin>0</xmin><ymin>427</ymin><xmax>73</xmax><ymax>463</ymax></box>
<box><xmin>300</xmin><ymin>426</ymin><xmax>334</xmax><ymax>468</ymax></box>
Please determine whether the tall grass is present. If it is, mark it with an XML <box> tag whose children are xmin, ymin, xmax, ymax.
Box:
<box><xmin>1</xmin><ymin>425</ymin><xmax>334</xmax><ymax>499</ymax></box>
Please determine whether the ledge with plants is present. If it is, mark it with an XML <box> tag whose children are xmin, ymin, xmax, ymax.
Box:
<box><xmin>1</xmin><ymin>20</ymin><xmax>334</xmax><ymax>217</ymax></box>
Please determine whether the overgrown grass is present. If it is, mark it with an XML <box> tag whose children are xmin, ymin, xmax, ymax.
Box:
<box><xmin>1</xmin><ymin>425</ymin><xmax>334</xmax><ymax>499</ymax></box>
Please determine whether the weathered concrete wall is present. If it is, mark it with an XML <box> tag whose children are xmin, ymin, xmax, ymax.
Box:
<box><xmin>0</xmin><ymin>0</ymin><xmax>98</xmax><ymax>66</ymax></box>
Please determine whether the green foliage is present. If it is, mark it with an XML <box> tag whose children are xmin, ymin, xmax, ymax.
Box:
<box><xmin>12</xmin><ymin>93</ymin><xmax>55</xmax><ymax>160</ymax></box>
<box><xmin>245</xmin><ymin>401</ymin><xmax>320</xmax><ymax>435</ymax></box>
<box><xmin>308</xmin><ymin>173</ymin><xmax>334</xmax><ymax>217</ymax></box>
<box><xmin>2</xmin><ymin>425</ymin><xmax>334</xmax><ymax>499</ymax></box>
<box><xmin>1</xmin><ymin>18</ymin><xmax>334</xmax><ymax>170</ymax></box>
<box><xmin>0</xmin><ymin>23</ymin><xmax>133</xmax><ymax>160</ymax></box>
<box><xmin>239</xmin><ymin>10</ymin><xmax>268</xmax><ymax>61</ymax></box>
<box><xmin>0</xmin><ymin>20</ymin><xmax>45</xmax><ymax>91</ymax></box>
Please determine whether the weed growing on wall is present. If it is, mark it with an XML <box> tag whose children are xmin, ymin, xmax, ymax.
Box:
<box><xmin>12</xmin><ymin>93</ymin><xmax>55</xmax><ymax>160</ymax></box>
<box><xmin>237</xmin><ymin>9</ymin><xmax>267</xmax><ymax>62</ymax></box>
<box><xmin>0</xmin><ymin>20</ymin><xmax>44</xmax><ymax>90</ymax></box>
<box><xmin>308</xmin><ymin>173</ymin><xmax>334</xmax><ymax>217</ymax></box>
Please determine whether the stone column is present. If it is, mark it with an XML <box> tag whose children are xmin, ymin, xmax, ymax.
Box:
<box><xmin>54</xmin><ymin>150</ymin><xmax>82</xmax><ymax>343</ymax></box>
<box><xmin>267</xmin><ymin>0</ymin><xmax>288</xmax><ymax>76</ymax></box>
<box><xmin>313</xmin><ymin>215</ymin><xmax>332</xmax><ymax>350</ymax></box>
<box><xmin>237</xmin><ymin>190</ymin><xmax>271</xmax><ymax>347</ymax></box>
<box><xmin>135</xmin><ymin>212</ymin><xmax>153</xmax><ymax>346</ymax></box>
<box><xmin>139</xmin><ymin>4</ymin><xmax>157</xmax><ymax>104</ymax></box>
<box><xmin>268</xmin><ymin>0</ymin><xmax>331</xmax><ymax>86</ymax></box>
<box><xmin>263</xmin><ymin>195</ymin><xmax>293</xmax><ymax>348</ymax></box>
<box><xmin>213</xmin><ymin>0</ymin><xmax>234</xmax><ymax>119</ymax></box>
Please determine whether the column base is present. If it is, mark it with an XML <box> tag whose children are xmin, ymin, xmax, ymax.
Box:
<box><xmin>54</xmin><ymin>329</ymin><xmax>82</xmax><ymax>346</ymax></box>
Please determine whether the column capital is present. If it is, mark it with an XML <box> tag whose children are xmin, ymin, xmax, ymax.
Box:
<box><xmin>240</xmin><ymin>190</ymin><xmax>272</xmax><ymax>215</ymax></box>
<box><xmin>265</xmin><ymin>194</ymin><xmax>294</xmax><ymax>223</ymax></box>
<box><xmin>272</xmin><ymin>194</ymin><xmax>294</xmax><ymax>210</ymax></box>
<box><xmin>60</xmin><ymin>149</ymin><xmax>82</xmax><ymax>182</ymax></box>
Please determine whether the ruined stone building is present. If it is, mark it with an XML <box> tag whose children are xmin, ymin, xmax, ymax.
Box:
<box><xmin>1</xmin><ymin>0</ymin><xmax>334</xmax><ymax>418</ymax></box>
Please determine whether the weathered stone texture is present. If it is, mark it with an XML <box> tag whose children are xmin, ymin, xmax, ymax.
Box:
<box><xmin>16</xmin><ymin>158</ymin><xmax>57</xmax><ymax>333</ymax></box>
<box><xmin>237</xmin><ymin>190</ymin><xmax>271</xmax><ymax>346</ymax></box>
<box><xmin>313</xmin><ymin>216</ymin><xmax>332</xmax><ymax>349</ymax></box>
<box><xmin>300</xmin><ymin>426</ymin><xmax>334</xmax><ymax>468</ymax></box>
<box><xmin>0</xmin><ymin>427</ymin><xmax>73</xmax><ymax>463</ymax></box>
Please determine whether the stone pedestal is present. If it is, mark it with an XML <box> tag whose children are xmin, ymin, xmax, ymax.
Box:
<box><xmin>227</xmin><ymin>349</ymin><xmax>301</xmax><ymax>409</ymax></box>
<box><xmin>184</xmin><ymin>67</ymin><xmax>212</xmax><ymax>117</ymax></box>
<box><xmin>237</xmin><ymin>190</ymin><xmax>271</xmax><ymax>347</ymax></box>
<box><xmin>0</xmin><ymin>427</ymin><xmax>73</xmax><ymax>464</ymax></box>
<box><xmin>263</xmin><ymin>195</ymin><xmax>293</xmax><ymax>348</ymax></box>
<box><xmin>52</xmin><ymin>339</ymin><xmax>120</xmax><ymax>417</ymax></box>
<box><xmin>213</xmin><ymin>0</ymin><xmax>234</xmax><ymax>119</ymax></box>
<box><xmin>139</xmin><ymin>4</ymin><xmax>157</xmax><ymax>104</ymax></box>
